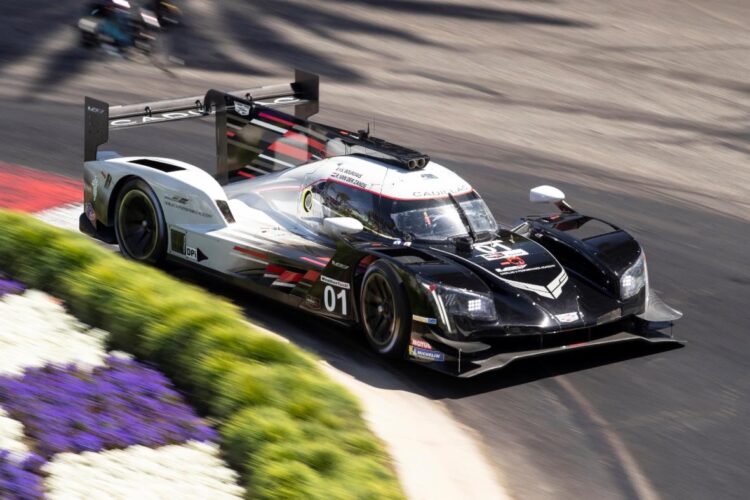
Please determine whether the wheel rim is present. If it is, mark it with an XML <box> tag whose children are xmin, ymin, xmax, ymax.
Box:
<box><xmin>118</xmin><ymin>190</ymin><xmax>158</xmax><ymax>260</ymax></box>
<box><xmin>363</xmin><ymin>273</ymin><xmax>397</xmax><ymax>347</ymax></box>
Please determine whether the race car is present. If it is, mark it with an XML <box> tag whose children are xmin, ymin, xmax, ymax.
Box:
<box><xmin>80</xmin><ymin>69</ymin><xmax>683</xmax><ymax>377</ymax></box>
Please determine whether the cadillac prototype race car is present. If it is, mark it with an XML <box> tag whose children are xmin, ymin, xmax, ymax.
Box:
<box><xmin>80</xmin><ymin>70</ymin><xmax>683</xmax><ymax>377</ymax></box>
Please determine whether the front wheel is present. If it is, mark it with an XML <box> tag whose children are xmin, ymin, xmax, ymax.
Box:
<box><xmin>359</xmin><ymin>261</ymin><xmax>411</xmax><ymax>358</ymax></box>
<box><xmin>114</xmin><ymin>179</ymin><xmax>167</xmax><ymax>264</ymax></box>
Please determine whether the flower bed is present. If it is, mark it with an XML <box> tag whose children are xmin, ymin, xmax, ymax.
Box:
<box><xmin>0</xmin><ymin>286</ymin><xmax>243</xmax><ymax>498</ymax></box>
<box><xmin>0</xmin><ymin>210</ymin><xmax>404</xmax><ymax>499</ymax></box>
<box><xmin>0</xmin><ymin>358</ymin><xmax>217</xmax><ymax>457</ymax></box>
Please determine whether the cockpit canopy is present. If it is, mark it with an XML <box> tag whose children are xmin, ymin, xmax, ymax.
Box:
<box><xmin>305</xmin><ymin>180</ymin><xmax>497</xmax><ymax>241</ymax></box>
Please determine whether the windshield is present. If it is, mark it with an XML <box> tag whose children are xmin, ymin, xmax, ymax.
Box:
<box><xmin>385</xmin><ymin>192</ymin><xmax>497</xmax><ymax>241</ymax></box>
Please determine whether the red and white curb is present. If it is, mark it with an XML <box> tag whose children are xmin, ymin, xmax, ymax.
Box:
<box><xmin>0</xmin><ymin>163</ymin><xmax>510</xmax><ymax>500</ymax></box>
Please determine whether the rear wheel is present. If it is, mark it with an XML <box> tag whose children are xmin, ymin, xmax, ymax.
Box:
<box><xmin>114</xmin><ymin>179</ymin><xmax>167</xmax><ymax>264</ymax></box>
<box><xmin>360</xmin><ymin>261</ymin><xmax>411</xmax><ymax>358</ymax></box>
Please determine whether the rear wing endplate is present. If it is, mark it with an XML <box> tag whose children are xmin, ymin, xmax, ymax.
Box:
<box><xmin>84</xmin><ymin>69</ymin><xmax>318</xmax><ymax>162</ymax></box>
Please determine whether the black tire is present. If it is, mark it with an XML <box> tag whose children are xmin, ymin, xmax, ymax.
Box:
<box><xmin>114</xmin><ymin>179</ymin><xmax>167</xmax><ymax>263</ymax></box>
<box><xmin>359</xmin><ymin>261</ymin><xmax>411</xmax><ymax>358</ymax></box>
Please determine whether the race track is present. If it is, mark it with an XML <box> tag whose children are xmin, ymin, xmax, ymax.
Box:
<box><xmin>1</xmin><ymin>1</ymin><xmax>748</xmax><ymax>498</ymax></box>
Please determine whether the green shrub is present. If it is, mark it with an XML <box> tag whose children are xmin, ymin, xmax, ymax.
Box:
<box><xmin>0</xmin><ymin>209</ymin><xmax>404</xmax><ymax>499</ymax></box>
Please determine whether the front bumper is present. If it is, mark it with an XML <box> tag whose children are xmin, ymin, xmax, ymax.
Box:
<box><xmin>405</xmin><ymin>291</ymin><xmax>684</xmax><ymax>377</ymax></box>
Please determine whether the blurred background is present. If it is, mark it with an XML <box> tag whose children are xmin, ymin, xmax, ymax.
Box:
<box><xmin>1</xmin><ymin>1</ymin><xmax>748</xmax><ymax>499</ymax></box>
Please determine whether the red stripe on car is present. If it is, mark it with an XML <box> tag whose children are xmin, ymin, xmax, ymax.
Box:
<box><xmin>233</xmin><ymin>246</ymin><xmax>267</xmax><ymax>260</ymax></box>
<box><xmin>283</xmin><ymin>131</ymin><xmax>326</xmax><ymax>152</ymax></box>
<box><xmin>278</xmin><ymin>270</ymin><xmax>303</xmax><ymax>283</ymax></box>
<box><xmin>303</xmin><ymin>270</ymin><xmax>321</xmax><ymax>282</ymax></box>
<box><xmin>266</xmin><ymin>264</ymin><xmax>286</xmax><ymax>275</ymax></box>
<box><xmin>267</xmin><ymin>141</ymin><xmax>311</xmax><ymax>161</ymax></box>
<box><xmin>300</xmin><ymin>256</ymin><xmax>326</xmax><ymax>267</ymax></box>
<box><xmin>258</xmin><ymin>111</ymin><xmax>296</xmax><ymax>128</ymax></box>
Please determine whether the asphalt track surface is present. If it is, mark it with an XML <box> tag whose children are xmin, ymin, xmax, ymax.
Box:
<box><xmin>1</xmin><ymin>1</ymin><xmax>749</xmax><ymax>499</ymax></box>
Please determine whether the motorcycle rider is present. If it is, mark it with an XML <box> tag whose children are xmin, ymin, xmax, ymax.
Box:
<box><xmin>96</xmin><ymin>0</ymin><xmax>134</xmax><ymax>50</ymax></box>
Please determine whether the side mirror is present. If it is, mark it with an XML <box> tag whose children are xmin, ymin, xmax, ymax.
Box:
<box><xmin>529</xmin><ymin>185</ymin><xmax>575</xmax><ymax>214</ymax></box>
<box><xmin>323</xmin><ymin>217</ymin><xmax>363</xmax><ymax>237</ymax></box>
<box><xmin>530</xmin><ymin>185</ymin><xmax>565</xmax><ymax>204</ymax></box>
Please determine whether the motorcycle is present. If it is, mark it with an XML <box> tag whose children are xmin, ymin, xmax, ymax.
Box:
<box><xmin>78</xmin><ymin>1</ymin><xmax>163</xmax><ymax>57</ymax></box>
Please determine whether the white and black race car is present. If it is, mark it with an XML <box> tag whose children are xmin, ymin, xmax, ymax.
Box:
<box><xmin>80</xmin><ymin>70</ymin><xmax>683</xmax><ymax>377</ymax></box>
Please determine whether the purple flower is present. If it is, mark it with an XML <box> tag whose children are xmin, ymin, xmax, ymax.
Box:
<box><xmin>0</xmin><ymin>358</ymin><xmax>216</xmax><ymax>457</ymax></box>
<box><xmin>0</xmin><ymin>450</ymin><xmax>45</xmax><ymax>500</ymax></box>
<box><xmin>0</xmin><ymin>279</ymin><xmax>25</xmax><ymax>297</ymax></box>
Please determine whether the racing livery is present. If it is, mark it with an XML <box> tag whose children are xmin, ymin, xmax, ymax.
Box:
<box><xmin>80</xmin><ymin>69</ymin><xmax>683</xmax><ymax>377</ymax></box>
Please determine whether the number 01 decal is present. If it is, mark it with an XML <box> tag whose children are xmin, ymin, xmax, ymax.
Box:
<box><xmin>323</xmin><ymin>285</ymin><xmax>347</xmax><ymax>315</ymax></box>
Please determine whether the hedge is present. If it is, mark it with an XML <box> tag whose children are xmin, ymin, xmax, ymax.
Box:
<box><xmin>0</xmin><ymin>209</ymin><xmax>404</xmax><ymax>500</ymax></box>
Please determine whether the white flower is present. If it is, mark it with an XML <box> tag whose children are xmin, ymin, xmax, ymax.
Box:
<box><xmin>0</xmin><ymin>290</ymin><xmax>109</xmax><ymax>376</ymax></box>
<box><xmin>0</xmin><ymin>406</ymin><xmax>29</xmax><ymax>454</ymax></box>
<box><xmin>43</xmin><ymin>441</ymin><xmax>245</xmax><ymax>499</ymax></box>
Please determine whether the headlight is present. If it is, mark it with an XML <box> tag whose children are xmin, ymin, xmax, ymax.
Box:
<box><xmin>620</xmin><ymin>252</ymin><xmax>648</xmax><ymax>300</ymax></box>
<box><xmin>440</xmin><ymin>285</ymin><xmax>497</xmax><ymax>322</ymax></box>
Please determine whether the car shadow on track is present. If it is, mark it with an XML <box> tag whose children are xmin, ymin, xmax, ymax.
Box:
<box><xmin>168</xmin><ymin>264</ymin><xmax>683</xmax><ymax>400</ymax></box>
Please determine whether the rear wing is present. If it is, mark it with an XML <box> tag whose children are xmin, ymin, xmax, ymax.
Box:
<box><xmin>84</xmin><ymin>68</ymin><xmax>319</xmax><ymax>163</ymax></box>
<box><xmin>85</xmin><ymin>68</ymin><xmax>429</xmax><ymax>186</ymax></box>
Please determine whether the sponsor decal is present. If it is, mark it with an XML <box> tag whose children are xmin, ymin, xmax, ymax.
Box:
<box><xmin>87</xmin><ymin>105</ymin><xmax>105</xmax><ymax>114</ymax></box>
<box><xmin>110</xmin><ymin>109</ymin><xmax>205</xmax><ymax>128</ymax></box>
<box><xmin>495</xmin><ymin>263</ymin><xmax>556</xmax><ymax>276</ymax></box>
<box><xmin>109</xmin><ymin>97</ymin><xmax>301</xmax><ymax>128</ymax></box>
<box><xmin>497</xmin><ymin>255</ymin><xmax>527</xmax><ymax>272</ymax></box>
<box><xmin>420</xmin><ymin>173</ymin><xmax>438</xmax><ymax>180</ymax></box>
<box><xmin>474</xmin><ymin>240</ymin><xmax>512</xmax><ymax>255</ymax></box>
<box><xmin>411</xmin><ymin>185</ymin><xmax>470</xmax><ymax>198</ymax></box>
<box><xmin>555</xmin><ymin>312</ymin><xmax>580</xmax><ymax>324</ymax></box>
<box><xmin>331</xmin><ymin>166</ymin><xmax>368</xmax><ymax>189</ymax></box>
<box><xmin>166</xmin><ymin>195</ymin><xmax>189</xmax><ymax>205</ymax></box>
<box><xmin>185</xmin><ymin>246</ymin><xmax>198</xmax><ymax>261</ymax></box>
<box><xmin>330</xmin><ymin>260</ymin><xmax>349</xmax><ymax>270</ymax></box>
<box><xmin>498</xmin><ymin>269</ymin><xmax>568</xmax><ymax>300</ymax></box>
<box><xmin>234</xmin><ymin>102</ymin><xmax>251</xmax><ymax>116</ymax></box>
<box><xmin>412</xmin><ymin>315</ymin><xmax>438</xmax><ymax>325</ymax></box>
<box><xmin>85</xmin><ymin>203</ymin><xmax>96</xmax><ymax>223</ymax></box>
<box><xmin>478</xmin><ymin>247</ymin><xmax>527</xmax><ymax>262</ymax></box>
<box><xmin>410</xmin><ymin>338</ymin><xmax>433</xmax><ymax>349</ymax></box>
<box><xmin>320</xmin><ymin>275</ymin><xmax>351</xmax><ymax>290</ymax></box>
<box><xmin>408</xmin><ymin>345</ymin><xmax>445</xmax><ymax>362</ymax></box>
<box><xmin>304</xmin><ymin>295</ymin><xmax>321</xmax><ymax>308</ymax></box>
<box><xmin>91</xmin><ymin>175</ymin><xmax>99</xmax><ymax>201</ymax></box>
<box><xmin>164</xmin><ymin>196</ymin><xmax>212</xmax><ymax>218</ymax></box>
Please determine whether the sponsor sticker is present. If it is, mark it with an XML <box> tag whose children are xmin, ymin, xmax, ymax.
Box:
<box><xmin>185</xmin><ymin>247</ymin><xmax>198</xmax><ymax>261</ymax></box>
<box><xmin>234</xmin><ymin>102</ymin><xmax>251</xmax><ymax>116</ymax></box>
<box><xmin>85</xmin><ymin>203</ymin><xmax>96</xmax><ymax>223</ymax></box>
<box><xmin>410</xmin><ymin>338</ymin><xmax>433</xmax><ymax>349</ymax></box>
<box><xmin>91</xmin><ymin>175</ymin><xmax>99</xmax><ymax>202</ymax></box>
<box><xmin>497</xmin><ymin>255</ymin><xmax>527</xmax><ymax>272</ymax></box>
<box><xmin>409</xmin><ymin>346</ymin><xmax>445</xmax><ymax>362</ymax></box>
<box><xmin>479</xmin><ymin>248</ymin><xmax>528</xmax><ymax>262</ymax></box>
<box><xmin>320</xmin><ymin>275</ymin><xmax>350</xmax><ymax>290</ymax></box>
<box><xmin>412</xmin><ymin>315</ymin><xmax>438</xmax><ymax>325</ymax></box>
<box><xmin>495</xmin><ymin>263</ymin><xmax>556</xmax><ymax>275</ymax></box>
